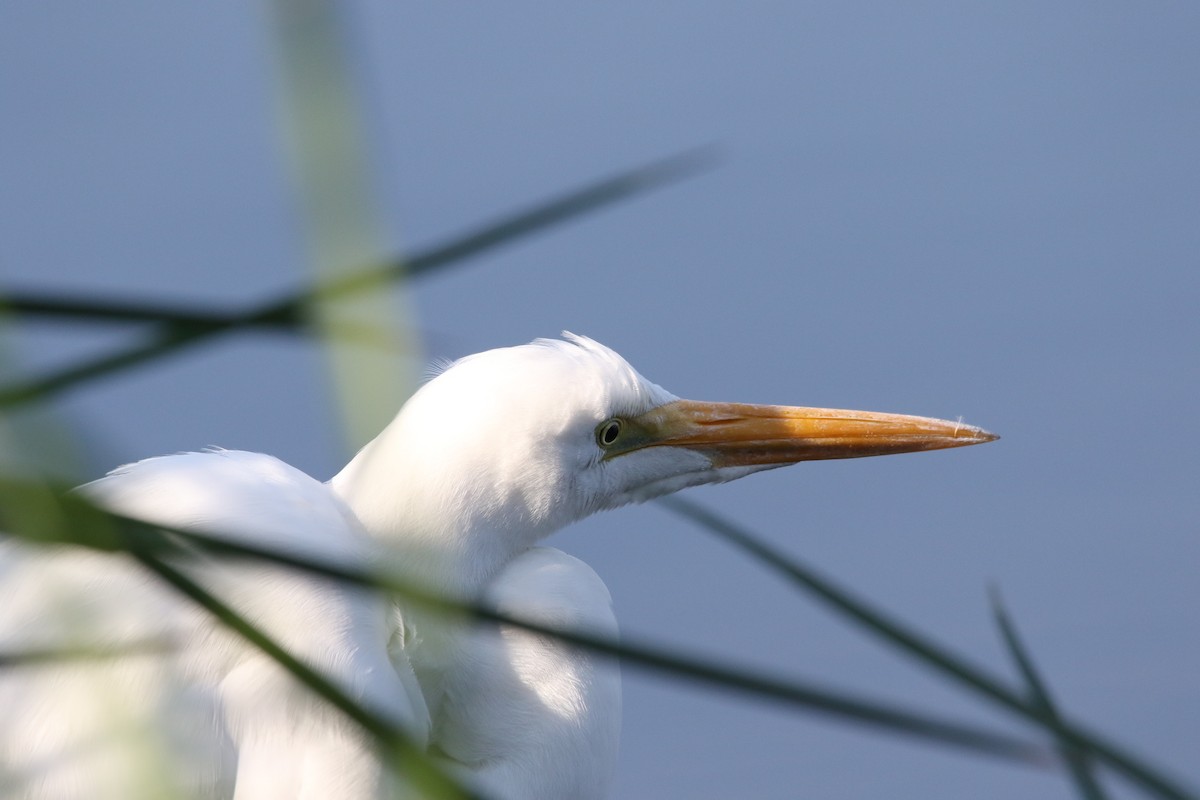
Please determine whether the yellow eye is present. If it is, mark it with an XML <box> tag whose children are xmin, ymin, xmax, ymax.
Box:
<box><xmin>596</xmin><ymin>419</ymin><xmax>623</xmax><ymax>448</ymax></box>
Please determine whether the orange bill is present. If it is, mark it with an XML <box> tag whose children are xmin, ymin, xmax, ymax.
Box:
<box><xmin>618</xmin><ymin>400</ymin><xmax>998</xmax><ymax>466</ymax></box>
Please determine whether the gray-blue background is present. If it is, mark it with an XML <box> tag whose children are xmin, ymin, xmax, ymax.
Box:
<box><xmin>3</xmin><ymin>4</ymin><xmax>1198</xmax><ymax>798</ymax></box>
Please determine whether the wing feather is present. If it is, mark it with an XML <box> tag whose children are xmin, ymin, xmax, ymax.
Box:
<box><xmin>1</xmin><ymin>451</ymin><xmax>427</xmax><ymax>800</ymax></box>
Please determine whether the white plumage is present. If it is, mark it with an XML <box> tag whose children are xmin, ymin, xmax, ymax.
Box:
<box><xmin>0</xmin><ymin>334</ymin><xmax>995</xmax><ymax>799</ymax></box>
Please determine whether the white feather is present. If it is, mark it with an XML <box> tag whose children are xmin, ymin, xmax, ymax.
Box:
<box><xmin>2</xmin><ymin>333</ymin><xmax>988</xmax><ymax>798</ymax></box>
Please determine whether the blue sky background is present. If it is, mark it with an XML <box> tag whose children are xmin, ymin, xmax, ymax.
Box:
<box><xmin>3</xmin><ymin>4</ymin><xmax>1198</xmax><ymax>798</ymax></box>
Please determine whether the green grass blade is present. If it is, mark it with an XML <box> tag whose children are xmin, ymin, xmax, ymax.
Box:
<box><xmin>264</xmin><ymin>0</ymin><xmax>419</xmax><ymax>450</ymax></box>
<box><xmin>0</xmin><ymin>293</ymin><xmax>398</xmax><ymax>350</ymax></box>
<box><xmin>0</xmin><ymin>294</ymin><xmax>248</xmax><ymax>327</ymax></box>
<box><xmin>660</xmin><ymin>496</ymin><xmax>1022</xmax><ymax>703</ymax></box>
<box><xmin>488</xmin><ymin>613</ymin><xmax>1050</xmax><ymax>767</ymax></box>
<box><xmin>0</xmin><ymin>638</ymin><xmax>178</xmax><ymax>669</ymax></box>
<box><xmin>396</xmin><ymin>147</ymin><xmax>717</xmax><ymax>282</ymax></box>
<box><xmin>3</xmin><ymin>147</ymin><xmax>715</xmax><ymax>325</ymax></box>
<box><xmin>0</xmin><ymin>478</ymin><xmax>474</xmax><ymax>798</ymax></box>
<box><xmin>990</xmin><ymin>588</ymin><xmax>1109</xmax><ymax>800</ymax></box>
<box><xmin>659</xmin><ymin>495</ymin><xmax>1197</xmax><ymax>800</ymax></box>
<box><xmin>0</xmin><ymin>328</ymin><xmax>206</xmax><ymax>408</ymax></box>
<box><xmin>0</xmin><ymin>479</ymin><xmax>1050</xmax><ymax>768</ymax></box>
<box><xmin>0</xmin><ymin>148</ymin><xmax>715</xmax><ymax>409</ymax></box>
<box><xmin>130</xmin><ymin>550</ymin><xmax>475</xmax><ymax>800</ymax></box>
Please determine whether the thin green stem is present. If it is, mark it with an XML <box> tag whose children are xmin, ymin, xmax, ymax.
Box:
<box><xmin>991</xmin><ymin>587</ymin><xmax>1109</xmax><ymax>800</ymax></box>
<box><xmin>130</xmin><ymin>550</ymin><xmax>477</xmax><ymax>800</ymax></box>
<box><xmin>0</xmin><ymin>148</ymin><xmax>715</xmax><ymax>408</ymax></box>
<box><xmin>659</xmin><ymin>495</ymin><xmax>1197</xmax><ymax>800</ymax></box>
<box><xmin>0</xmin><ymin>479</ymin><xmax>1048</xmax><ymax>768</ymax></box>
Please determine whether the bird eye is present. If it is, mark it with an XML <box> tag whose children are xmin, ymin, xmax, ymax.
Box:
<box><xmin>596</xmin><ymin>419</ymin><xmax>623</xmax><ymax>447</ymax></box>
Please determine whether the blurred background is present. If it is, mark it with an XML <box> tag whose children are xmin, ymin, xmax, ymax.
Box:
<box><xmin>2</xmin><ymin>3</ymin><xmax>1198</xmax><ymax>798</ymax></box>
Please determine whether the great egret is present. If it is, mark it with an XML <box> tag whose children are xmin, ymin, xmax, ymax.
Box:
<box><xmin>0</xmin><ymin>333</ymin><xmax>996</xmax><ymax>799</ymax></box>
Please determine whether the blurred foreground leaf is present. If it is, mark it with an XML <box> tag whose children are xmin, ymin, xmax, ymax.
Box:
<box><xmin>266</xmin><ymin>0</ymin><xmax>418</xmax><ymax>447</ymax></box>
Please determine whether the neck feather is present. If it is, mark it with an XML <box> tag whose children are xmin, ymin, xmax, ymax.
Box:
<box><xmin>329</xmin><ymin>429</ymin><xmax>564</xmax><ymax>597</ymax></box>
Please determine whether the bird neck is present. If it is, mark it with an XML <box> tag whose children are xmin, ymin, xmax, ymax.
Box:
<box><xmin>329</xmin><ymin>425</ymin><xmax>565</xmax><ymax>598</ymax></box>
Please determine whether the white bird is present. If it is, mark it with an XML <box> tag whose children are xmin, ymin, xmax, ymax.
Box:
<box><xmin>0</xmin><ymin>333</ymin><xmax>996</xmax><ymax>799</ymax></box>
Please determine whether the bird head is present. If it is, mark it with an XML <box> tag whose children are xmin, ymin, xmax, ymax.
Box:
<box><xmin>332</xmin><ymin>333</ymin><xmax>996</xmax><ymax>590</ymax></box>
